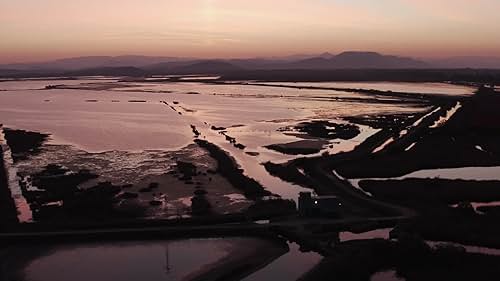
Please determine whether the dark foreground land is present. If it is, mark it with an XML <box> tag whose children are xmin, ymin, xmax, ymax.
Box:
<box><xmin>3</xmin><ymin>67</ymin><xmax>500</xmax><ymax>86</ymax></box>
<box><xmin>0</xmin><ymin>145</ymin><xmax>19</xmax><ymax>226</ymax></box>
<box><xmin>260</xmin><ymin>86</ymin><xmax>500</xmax><ymax>279</ymax></box>
<box><xmin>299</xmin><ymin>237</ymin><xmax>500</xmax><ymax>281</ymax></box>
<box><xmin>0</xmin><ymin>129</ymin><xmax>295</xmax><ymax>224</ymax></box>
<box><xmin>265</xmin><ymin>86</ymin><xmax>500</xmax><ymax>247</ymax></box>
<box><xmin>220</xmin><ymin>69</ymin><xmax>500</xmax><ymax>85</ymax></box>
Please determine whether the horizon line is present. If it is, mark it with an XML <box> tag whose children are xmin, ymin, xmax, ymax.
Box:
<box><xmin>3</xmin><ymin>51</ymin><xmax>500</xmax><ymax>66</ymax></box>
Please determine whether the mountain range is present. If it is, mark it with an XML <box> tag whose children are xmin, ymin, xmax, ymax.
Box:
<box><xmin>1</xmin><ymin>51</ymin><xmax>500</xmax><ymax>77</ymax></box>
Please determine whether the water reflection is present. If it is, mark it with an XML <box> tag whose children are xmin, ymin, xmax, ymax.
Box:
<box><xmin>403</xmin><ymin>166</ymin><xmax>500</xmax><ymax>181</ymax></box>
<box><xmin>0</xmin><ymin>79</ymin><xmax>440</xmax><ymax>208</ymax></box>
<box><xmin>242</xmin><ymin>243</ymin><xmax>322</xmax><ymax>281</ymax></box>
<box><xmin>371</xmin><ymin>270</ymin><xmax>405</xmax><ymax>281</ymax></box>
<box><xmin>350</xmin><ymin>166</ymin><xmax>500</xmax><ymax>192</ymax></box>
<box><xmin>18</xmin><ymin>239</ymin><xmax>241</xmax><ymax>281</ymax></box>
<box><xmin>340</xmin><ymin>228</ymin><xmax>391</xmax><ymax>242</ymax></box>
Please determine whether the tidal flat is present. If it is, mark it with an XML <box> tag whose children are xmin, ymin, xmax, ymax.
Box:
<box><xmin>4</xmin><ymin>77</ymin><xmax>499</xmax><ymax>280</ymax></box>
<box><xmin>0</xmin><ymin>78</ymin><xmax>450</xmax><ymax>223</ymax></box>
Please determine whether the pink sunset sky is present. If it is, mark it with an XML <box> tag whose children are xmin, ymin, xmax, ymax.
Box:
<box><xmin>1</xmin><ymin>0</ymin><xmax>499</xmax><ymax>63</ymax></box>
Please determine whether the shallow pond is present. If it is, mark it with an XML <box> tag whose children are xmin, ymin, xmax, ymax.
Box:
<box><xmin>242</xmin><ymin>243</ymin><xmax>322</xmax><ymax>281</ymax></box>
<box><xmin>8</xmin><ymin>238</ymin><xmax>255</xmax><ymax>281</ymax></box>
<box><xmin>0</xmin><ymin>78</ymin><xmax>433</xmax><ymax>208</ymax></box>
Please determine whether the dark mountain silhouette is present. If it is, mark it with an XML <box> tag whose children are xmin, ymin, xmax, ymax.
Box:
<box><xmin>173</xmin><ymin>60</ymin><xmax>242</xmax><ymax>74</ymax></box>
<box><xmin>225</xmin><ymin>52</ymin><xmax>424</xmax><ymax>69</ymax></box>
<box><xmin>332</xmin><ymin>51</ymin><xmax>427</xmax><ymax>68</ymax></box>
<box><xmin>0</xmin><ymin>69</ymin><xmax>24</xmax><ymax>76</ymax></box>
<box><xmin>289</xmin><ymin>57</ymin><xmax>332</xmax><ymax>69</ymax></box>
<box><xmin>2</xmin><ymin>52</ymin><xmax>500</xmax><ymax>78</ymax></box>
<box><xmin>265</xmin><ymin>52</ymin><xmax>335</xmax><ymax>62</ymax></box>
<box><xmin>227</xmin><ymin>58</ymin><xmax>290</xmax><ymax>70</ymax></box>
<box><xmin>65</xmin><ymin>66</ymin><xmax>146</xmax><ymax>77</ymax></box>
<box><xmin>260</xmin><ymin>54</ymin><xmax>318</xmax><ymax>62</ymax></box>
<box><xmin>291</xmin><ymin>51</ymin><xmax>428</xmax><ymax>69</ymax></box>
<box><xmin>142</xmin><ymin>61</ymin><xmax>193</xmax><ymax>72</ymax></box>
<box><xmin>147</xmin><ymin>60</ymin><xmax>242</xmax><ymax>74</ymax></box>
<box><xmin>0</xmin><ymin>52</ymin><xmax>427</xmax><ymax>72</ymax></box>
<box><xmin>318</xmin><ymin>52</ymin><xmax>335</xmax><ymax>59</ymax></box>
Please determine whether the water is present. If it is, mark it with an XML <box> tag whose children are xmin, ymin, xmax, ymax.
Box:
<box><xmin>403</xmin><ymin>166</ymin><xmax>500</xmax><ymax>181</ymax></box>
<box><xmin>0</xmin><ymin>79</ymin><xmax>427</xmax><ymax>152</ymax></box>
<box><xmin>369</xmin><ymin>239</ymin><xmax>500</xmax><ymax>281</ymax></box>
<box><xmin>0</xmin><ymin>88</ymin><xmax>191</xmax><ymax>152</ymax></box>
<box><xmin>0</xmin><ymin>78</ymin><xmax>486</xmax><ymax>281</ymax></box>
<box><xmin>242</xmin><ymin>243</ymin><xmax>322</xmax><ymax>281</ymax></box>
<box><xmin>349</xmin><ymin>166</ymin><xmax>500</xmax><ymax>196</ymax></box>
<box><xmin>340</xmin><ymin>228</ymin><xmax>391</xmax><ymax>241</ymax></box>
<box><xmin>0</xmin><ymin>78</ymin><xmax>436</xmax><ymax>203</ymax></box>
<box><xmin>4</xmin><ymin>238</ymin><xmax>325</xmax><ymax>281</ymax></box>
<box><xmin>13</xmin><ymin>238</ymin><xmax>254</xmax><ymax>281</ymax></box>
<box><xmin>179</xmin><ymin>76</ymin><xmax>221</xmax><ymax>80</ymax></box>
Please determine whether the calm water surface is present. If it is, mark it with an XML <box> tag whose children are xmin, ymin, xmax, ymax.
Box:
<box><xmin>0</xmin><ymin>79</ymin><xmax>429</xmax><ymax>202</ymax></box>
<box><xmin>17</xmin><ymin>239</ymin><xmax>242</xmax><ymax>281</ymax></box>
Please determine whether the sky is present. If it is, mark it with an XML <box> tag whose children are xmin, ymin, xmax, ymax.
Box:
<box><xmin>1</xmin><ymin>0</ymin><xmax>499</xmax><ymax>63</ymax></box>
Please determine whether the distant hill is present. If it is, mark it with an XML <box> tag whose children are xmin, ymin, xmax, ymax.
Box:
<box><xmin>146</xmin><ymin>60</ymin><xmax>242</xmax><ymax>74</ymax></box>
<box><xmin>290</xmin><ymin>57</ymin><xmax>332</xmax><ymax>69</ymax></box>
<box><xmin>142</xmin><ymin>61</ymin><xmax>194</xmax><ymax>73</ymax></box>
<box><xmin>227</xmin><ymin>58</ymin><xmax>290</xmax><ymax>70</ymax></box>
<box><xmin>0</xmin><ymin>69</ymin><xmax>24</xmax><ymax>76</ymax></box>
<box><xmin>291</xmin><ymin>51</ymin><xmax>428</xmax><ymax>69</ymax></box>
<box><xmin>171</xmin><ymin>60</ymin><xmax>242</xmax><ymax>74</ymax></box>
<box><xmin>2</xmin><ymin>51</ymin><xmax>500</xmax><ymax>78</ymax></box>
<box><xmin>332</xmin><ymin>51</ymin><xmax>428</xmax><ymax>68</ymax></box>
<box><xmin>65</xmin><ymin>66</ymin><xmax>146</xmax><ymax>77</ymax></box>
<box><xmin>318</xmin><ymin>52</ymin><xmax>336</xmax><ymax>59</ymax></box>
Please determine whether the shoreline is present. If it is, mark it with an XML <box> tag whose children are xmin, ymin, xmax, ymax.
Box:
<box><xmin>194</xmin><ymin>139</ymin><xmax>272</xmax><ymax>199</ymax></box>
<box><xmin>184</xmin><ymin>237</ymin><xmax>289</xmax><ymax>281</ymax></box>
<box><xmin>0</xmin><ymin>144</ymin><xmax>19</xmax><ymax>225</ymax></box>
<box><xmin>2</xmin><ymin>236</ymin><xmax>288</xmax><ymax>281</ymax></box>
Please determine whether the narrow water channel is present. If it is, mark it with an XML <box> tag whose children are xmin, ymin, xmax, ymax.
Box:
<box><xmin>242</xmin><ymin>243</ymin><xmax>322</xmax><ymax>281</ymax></box>
<box><xmin>0</xmin><ymin>126</ymin><xmax>32</xmax><ymax>222</ymax></box>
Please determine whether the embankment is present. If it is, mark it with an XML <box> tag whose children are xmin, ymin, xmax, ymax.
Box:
<box><xmin>194</xmin><ymin>139</ymin><xmax>272</xmax><ymax>199</ymax></box>
<box><xmin>0</xmin><ymin>145</ymin><xmax>19</xmax><ymax>225</ymax></box>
